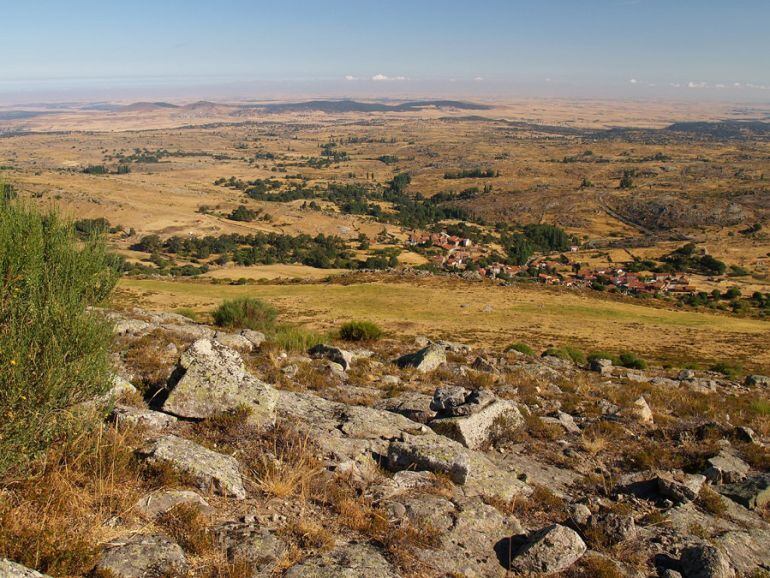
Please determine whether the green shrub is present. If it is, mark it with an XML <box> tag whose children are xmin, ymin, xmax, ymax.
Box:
<box><xmin>339</xmin><ymin>320</ymin><xmax>383</xmax><ymax>342</ymax></box>
<box><xmin>506</xmin><ymin>342</ymin><xmax>535</xmax><ymax>356</ymax></box>
<box><xmin>588</xmin><ymin>350</ymin><xmax>619</xmax><ymax>364</ymax></box>
<box><xmin>0</xmin><ymin>202</ymin><xmax>118</xmax><ymax>475</ymax></box>
<box><xmin>543</xmin><ymin>345</ymin><xmax>586</xmax><ymax>365</ymax></box>
<box><xmin>710</xmin><ymin>361</ymin><xmax>742</xmax><ymax>379</ymax></box>
<box><xmin>618</xmin><ymin>351</ymin><xmax>647</xmax><ymax>370</ymax></box>
<box><xmin>271</xmin><ymin>325</ymin><xmax>325</xmax><ymax>352</ymax></box>
<box><xmin>212</xmin><ymin>297</ymin><xmax>277</xmax><ymax>332</ymax></box>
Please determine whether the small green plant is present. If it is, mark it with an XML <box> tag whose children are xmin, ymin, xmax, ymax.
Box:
<box><xmin>710</xmin><ymin>361</ymin><xmax>742</xmax><ymax>379</ymax></box>
<box><xmin>587</xmin><ymin>350</ymin><xmax>619</xmax><ymax>364</ymax></box>
<box><xmin>339</xmin><ymin>320</ymin><xmax>383</xmax><ymax>342</ymax></box>
<box><xmin>506</xmin><ymin>342</ymin><xmax>535</xmax><ymax>356</ymax></box>
<box><xmin>543</xmin><ymin>345</ymin><xmax>586</xmax><ymax>365</ymax></box>
<box><xmin>618</xmin><ymin>351</ymin><xmax>647</xmax><ymax>370</ymax></box>
<box><xmin>174</xmin><ymin>307</ymin><xmax>199</xmax><ymax>322</ymax></box>
<box><xmin>0</xmin><ymin>201</ymin><xmax>118</xmax><ymax>475</ymax></box>
<box><xmin>212</xmin><ymin>297</ymin><xmax>278</xmax><ymax>332</ymax></box>
<box><xmin>271</xmin><ymin>325</ymin><xmax>325</xmax><ymax>352</ymax></box>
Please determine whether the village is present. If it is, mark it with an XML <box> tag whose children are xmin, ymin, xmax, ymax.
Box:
<box><xmin>407</xmin><ymin>230</ymin><xmax>696</xmax><ymax>296</ymax></box>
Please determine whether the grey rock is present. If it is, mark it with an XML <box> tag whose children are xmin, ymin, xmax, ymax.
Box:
<box><xmin>719</xmin><ymin>473</ymin><xmax>770</xmax><ymax>510</ymax></box>
<box><xmin>371</xmin><ymin>470</ymin><xmax>438</xmax><ymax>501</ymax></box>
<box><xmin>94</xmin><ymin>534</ymin><xmax>188</xmax><ymax>578</ymax></box>
<box><xmin>395</xmin><ymin>344</ymin><xmax>446</xmax><ymax>373</ymax></box>
<box><xmin>139</xmin><ymin>434</ymin><xmax>246</xmax><ymax>499</ymax></box>
<box><xmin>704</xmin><ymin>450</ymin><xmax>750</xmax><ymax>484</ymax></box>
<box><xmin>734</xmin><ymin>426</ymin><xmax>757</xmax><ymax>444</ymax></box>
<box><xmin>374</xmin><ymin>392</ymin><xmax>435</xmax><ymax>423</ymax></box>
<box><xmin>590</xmin><ymin>358</ymin><xmax>613</xmax><ymax>375</ymax></box>
<box><xmin>135</xmin><ymin>490</ymin><xmax>211</xmax><ymax>518</ymax></box>
<box><xmin>386</xmin><ymin>433</ymin><xmax>530</xmax><ymax>501</ymax></box>
<box><xmin>570</xmin><ymin>503</ymin><xmax>592</xmax><ymax>526</ymax></box>
<box><xmin>587</xmin><ymin>511</ymin><xmax>636</xmax><ymax>545</ymax></box>
<box><xmin>511</xmin><ymin>524</ymin><xmax>587</xmax><ymax>575</ymax></box>
<box><xmin>0</xmin><ymin>560</ymin><xmax>50</xmax><ymax>577</ymax></box>
<box><xmin>430</xmin><ymin>398</ymin><xmax>523</xmax><ymax>449</ymax></box>
<box><xmin>430</xmin><ymin>386</ymin><xmax>470</xmax><ymax>413</ymax></box>
<box><xmin>284</xmin><ymin>543</ymin><xmax>398</xmax><ymax>578</ymax></box>
<box><xmin>240</xmin><ymin>329</ymin><xmax>266</xmax><ymax>348</ymax></box>
<box><xmin>745</xmin><ymin>375</ymin><xmax>770</xmax><ymax>387</ymax></box>
<box><xmin>680</xmin><ymin>544</ymin><xmax>735</xmax><ymax>578</ymax></box>
<box><xmin>112</xmin><ymin>405</ymin><xmax>177</xmax><ymax>431</ymax></box>
<box><xmin>215</xmin><ymin>522</ymin><xmax>286</xmax><ymax>572</ymax></box>
<box><xmin>162</xmin><ymin>339</ymin><xmax>276</xmax><ymax>425</ymax></box>
<box><xmin>113</xmin><ymin>318</ymin><xmax>153</xmax><ymax>337</ymax></box>
<box><xmin>213</xmin><ymin>331</ymin><xmax>254</xmax><ymax>352</ymax></box>
<box><xmin>471</xmin><ymin>356</ymin><xmax>499</xmax><ymax>373</ymax></box>
<box><xmin>657</xmin><ymin>471</ymin><xmax>707</xmax><ymax>504</ymax></box>
<box><xmin>679</xmin><ymin>369</ymin><xmax>696</xmax><ymax>380</ymax></box>
<box><xmin>308</xmin><ymin>344</ymin><xmax>355</xmax><ymax>370</ymax></box>
<box><xmin>626</xmin><ymin>396</ymin><xmax>654</xmax><ymax>425</ymax></box>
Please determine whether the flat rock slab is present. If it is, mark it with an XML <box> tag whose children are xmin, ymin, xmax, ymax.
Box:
<box><xmin>215</xmin><ymin>522</ymin><xmax>286</xmax><ymax>572</ymax></box>
<box><xmin>113</xmin><ymin>405</ymin><xmax>178</xmax><ymax>431</ymax></box>
<box><xmin>284</xmin><ymin>543</ymin><xmax>399</xmax><ymax>578</ymax></box>
<box><xmin>162</xmin><ymin>338</ymin><xmax>276</xmax><ymax>424</ymax></box>
<box><xmin>139</xmin><ymin>434</ymin><xmax>246</xmax><ymax>499</ymax></box>
<box><xmin>308</xmin><ymin>344</ymin><xmax>355</xmax><ymax>370</ymax></box>
<box><xmin>395</xmin><ymin>344</ymin><xmax>446</xmax><ymax>373</ymax></box>
<box><xmin>0</xmin><ymin>560</ymin><xmax>51</xmax><ymax>577</ymax></box>
<box><xmin>135</xmin><ymin>490</ymin><xmax>212</xmax><ymax>518</ymax></box>
<box><xmin>387</xmin><ymin>433</ymin><xmax>530</xmax><ymax>501</ymax></box>
<box><xmin>720</xmin><ymin>474</ymin><xmax>770</xmax><ymax>510</ymax></box>
<box><xmin>704</xmin><ymin>450</ymin><xmax>750</xmax><ymax>484</ymax></box>
<box><xmin>374</xmin><ymin>392</ymin><xmax>435</xmax><ymax>423</ymax></box>
<box><xmin>510</xmin><ymin>524</ymin><xmax>586</xmax><ymax>575</ymax></box>
<box><xmin>430</xmin><ymin>399</ymin><xmax>522</xmax><ymax>449</ymax></box>
<box><xmin>94</xmin><ymin>534</ymin><xmax>187</xmax><ymax>578</ymax></box>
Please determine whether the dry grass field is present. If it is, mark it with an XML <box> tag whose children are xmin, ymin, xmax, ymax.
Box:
<box><xmin>117</xmin><ymin>276</ymin><xmax>770</xmax><ymax>371</ymax></box>
<box><xmin>2</xmin><ymin>97</ymin><xmax>769</xmax><ymax>372</ymax></box>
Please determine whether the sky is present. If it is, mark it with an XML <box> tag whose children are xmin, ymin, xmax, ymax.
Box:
<box><xmin>1</xmin><ymin>0</ymin><xmax>769</xmax><ymax>103</ymax></box>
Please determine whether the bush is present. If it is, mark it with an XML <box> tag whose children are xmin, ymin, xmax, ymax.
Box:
<box><xmin>618</xmin><ymin>351</ymin><xmax>647</xmax><ymax>370</ymax></box>
<box><xmin>506</xmin><ymin>342</ymin><xmax>535</xmax><ymax>356</ymax></box>
<box><xmin>212</xmin><ymin>297</ymin><xmax>277</xmax><ymax>332</ymax></box>
<box><xmin>271</xmin><ymin>325</ymin><xmax>325</xmax><ymax>352</ymax></box>
<box><xmin>543</xmin><ymin>345</ymin><xmax>586</xmax><ymax>365</ymax></box>
<box><xmin>588</xmin><ymin>350</ymin><xmax>619</xmax><ymax>365</ymax></box>
<box><xmin>0</xmin><ymin>202</ymin><xmax>118</xmax><ymax>475</ymax></box>
<box><xmin>710</xmin><ymin>361</ymin><xmax>741</xmax><ymax>379</ymax></box>
<box><xmin>339</xmin><ymin>320</ymin><xmax>383</xmax><ymax>342</ymax></box>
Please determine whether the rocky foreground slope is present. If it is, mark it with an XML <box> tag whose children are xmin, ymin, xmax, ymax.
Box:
<box><xmin>4</xmin><ymin>308</ymin><xmax>770</xmax><ymax>577</ymax></box>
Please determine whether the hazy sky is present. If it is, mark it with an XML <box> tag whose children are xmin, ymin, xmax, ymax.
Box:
<box><xmin>1</xmin><ymin>0</ymin><xmax>769</xmax><ymax>102</ymax></box>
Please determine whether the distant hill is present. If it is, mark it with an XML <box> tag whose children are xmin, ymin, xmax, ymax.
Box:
<box><xmin>258</xmin><ymin>100</ymin><xmax>493</xmax><ymax>113</ymax></box>
<box><xmin>664</xmin><ymin>120</ymin><xmax>770</xmax><ymax>139</ymax></box>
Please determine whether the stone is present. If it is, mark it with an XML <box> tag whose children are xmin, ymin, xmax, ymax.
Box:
<box><xmin>704</xmin><ymin>450</ymin><xmax>750</xmax><ymax>484</ymax></box>
<box><xmin>570</xmin><ymin>503</ymin><xmax>592</xmax><ymax>526</ymax></box>
<box><xmin>430</xmin><ymin>386</ymin><xmax>470</xmax><ymax>413</ymax></box>
<box><xmin>373</xmin><ymin>392</ymin><xmax>435</xmax><ymax>423</ymax></box>
<box><xmin>590</xmin><ymin>358</ymin><xmax>613</xmax><ymax>375</ymax></box>
<box><xmin>734</xmin><ymin>426</ymin><xmax>757</xmax><ymax>444</ymax></box>
<box><xmin>745</xmin><ymin>375</ymin><xmax>770</xmax><ymax>387</ymax></box>
<box><xmin>308</xmin><ymin>343</ymin><xmax>355</xmax><ymax>370</ymax></box>
<box><xmin>215</xmin><ymin>522</ymin><xmax>286</xmax><ymax>572</ymax></box>
<box><xmin>240</xmin><ymin>329</ymin><xmax>266</xmax><ymax>348</ymax></box>
<box><xmin>680</xmin><ymin>544</ymin><xmax>735</xmax><ymax>578</ymax></box>
<box><xmin>430</xmin><ymin>398</ymin><xmax>523</xmax><ymax>449</ymax></box>
<box><xmin>471</xmin><ymin>356</ymin><xmax>499</xmax><ymax>373</ymax></box>
<box><xmin>284</xmin><ymin>543</ymin><xmax>398</xmax><ymax>578</ymax></box>
<box><xmin>94</xmin><ymin>534</ymin><xmax>187</xmax><ymax>578</ymax></box>
<box><xmin>139</xmin><ymin>434</ymin><xmax>246</xmax><ymax>499</ymax></box>
<box><xmin>371</xmin><ymin>470</ymin><xmax>438</xmax><ymax>501</ymax></box>
<box><xmin>627</xmin><ymin>396</ymin><xmax>654</xmax><ymax>425</ymax></box>
<box><xmin>113</xmin><ymin>318</ymin><xmax>153</xmax><ymax>337</ymax></box>
<box><xmin>395</xmin><ymin>344</ymin><xmax>446</xmax><ymax>373</ymax></box>
<box><xmin>320</xmin><ymin>360</ymin><xmax>347</xmax><ymax>380</ymax></box>
<box><xmin>162</xmin><ymin>339</ymin><xmax>276</xmax><ymax>425</ymax></box>
<box><xmin>511</xmin><ymin>524</ymin><xmax>586</xmax><ymax>575</ymax></box>
<box><xmin>586</xmin><ymin>511</ymin><xmax>636</xmax><ymax>545</ymax></box>
<box><xmin>386</xmin><ymin>433</ymin><xmax>530</xmax><ymax>501</ymax></box>
<box><xmin>542</xmin><ymin>411</ymin><xmax>580</xmax><ymax>434</ymax></box>
<box><xmin>0</xmin><ymin>560</ymin><xmax>50</xmax><ymax>577</ymax></box>
<box><xmin>112</xmin><ymin>405</ymin><xmax>178</xmax><ymax>431</ymax></box>
<box><xmin>679</xmin><ymin>369</ymin><xmax>696</xmax><ymax>380</ymax></box>
<box><xmin>213</xmin><ymin>331</ymin><xmax>254</xmax><ymax>352</ymax></box>
<box><xmin>719</xmin><ymin>474</ymin><xmax>770</xmax><ymax>510</ymax></box>
<box><xmin>657</xmin><ymin>472</ymin><xmax>707</xmax><ymax>504</ymax></box>
<box><xmin>135</xmin><ymin>490</ymin><xmax>212</xmax><ymax>518</ymax></box>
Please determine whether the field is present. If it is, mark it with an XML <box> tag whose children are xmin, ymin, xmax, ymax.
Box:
<box><xmin>2</xmin><ymin>96</ymin><xmax>770</xmax><ymax>371</ymax></box>
<box><xmin>118</xmin><ymin>275</ymin><xmax>770</xmax><ymax>371</ymax></box>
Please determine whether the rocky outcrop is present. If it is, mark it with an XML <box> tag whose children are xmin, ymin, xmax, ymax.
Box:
<box><xmin>680</xmin><ymin>544</ymin><xmax>735</xmax><ymax>578</ymax></box>
<box><xmin>112</xmin><ymin>404</ymin><xmax>178</xmax><ymax>431</ymax></box>
<box><xmin>94</xmin><ymin>534</ymin><xmax>188</xmax><ymax>578</ymax></box>
<box><xmin>162</xmin><ymin>339</ymin><xmax>276</xmax><ymax>424</ymax></box>
<box><xmin>138</xmin><ymin>434</ymin><xmax>246</xmax><ymax>499</ymax></box>
<box><xmin>510</xmin><ymin>524</ymin><xmax>586</xmax><ymax>575</ymax></box>
<box><xmin>0</xmin><ymin>560</ymin><xmax>50</xmax><ymax>578</ymax></box>
<box><xmin>428</xmin><ymin>388</ymin><xmax>523</xmax><ymax>449</ymax></box>
<box><xmin>135</xmin><ymin>490</ymin><xmax>212</xmax><ymax>518</ymax></box>
<box><xmin>284</xmin><ymin>543</ymin><xmax>399</xmax><ymax>578</ymax></box>
<box><xmin>704</xmin><ymin>450</ymin><xmax>750</xmax><ymax>484</ymax></box>
<box><xmin>395</xmin><ymin>344</ymin><xmax>446</xmax><ymax>373</ymax></box>
<box><xmin>215</xmin><ymin>522</ymin><xmax>287</xmax><ymax>573</ymax></box>
<box><xmin>720</xmin><ymin>474</ymin><xmax>770</xmax><ymax>510</ymax></box>
<box><xmin>374</xmin><ymin>392</ymin><xmax>435</xmax><ymax>423</ymax></box>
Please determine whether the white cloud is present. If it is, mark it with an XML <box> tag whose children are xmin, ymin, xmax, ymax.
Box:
<box><xmin>688</xmin><ymin>81</ymin><xmax>707</xmax><ymax>89</ymax></box>
<box><xmin>344</xmin><ymin>75</ymin><xmax>357</xmax><ymax>81</ymax></box>
<box><xmin>371</xmin><ymin>74</ymin><xmax>406</xmax><ymax>81</ymax></box>
<box><xmin>474</xmin><ymin>76</ymin><xmax>484</xmax><ymax>82</ymax></box>
<box><xmin>669</xmin><ymin>82</ymin><xmax>681</xmax><ymax>88</ymax></box>
<box><xmin>715</xmin><ymin>83</ymin><xmax>726</xmax><ymax>89</ymax></box>
<box><xmin>629</xmin><ymin>78</ymin><xmax>638</xmax><ymax>84</ymax></box>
